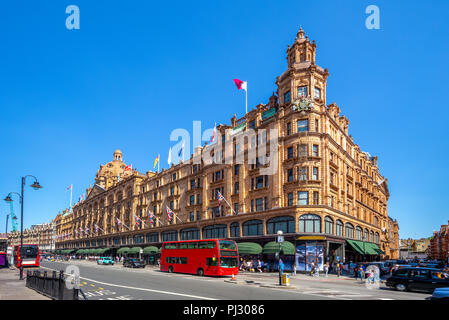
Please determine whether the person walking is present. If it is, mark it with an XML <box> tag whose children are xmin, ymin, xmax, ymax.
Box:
<box><xmin>293</xmin><ymin>262</ymin><xmax>297</xmax><ymax>276</ymax></box>
<box><xmin>324</xmin><ymin>262</ymin><xmax>329</xmax><ymax>277</ymax></box>
<box><xmin>279</xmin><ymin>258</ymin><xmax>284</xmax><ymax>277</ymax></box>
<box><xmin>358</xmin><ymin>264</ymin><xmax>365</xmax><ymax>282</ymax></box>
<box><xmin>336</xmin><ymin>261</ymin><xmax>341</xmax><ymax>277</ymax></box>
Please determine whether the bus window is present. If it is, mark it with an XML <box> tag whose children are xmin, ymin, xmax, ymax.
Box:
<box><xmin>188</xmin><ymin>242</ymin><xmax>198</xmax><ymax>249</ymax></box>
<box><xmin>206</xmin><ymin>257</ymin><xmax>218</xmax><ymax>266</ymax></box>
<box><xmin>219</xmin><ymin>240</ymin><xmax>236</xmax><ymax>250</ymax></box>
<box><xmin>206</xmin><ymin>241</ymin><xmax>216</xmax><ymax>249</ymax></box>
<box><xmin>179</xmin><ymin>243</ymin><xmax>188</xmax><ymax>249</ymax></box>
<box><xmin>179</xmin><ymin>257</ymin><xmax>188</xmax><ymax>264</ymax></box>
<box><xmin>220</xmin><ymin>257</ymin><xmax>238</xmax><ymax>268</ymax></box>
<box><xmin>164</xmin><ymin>243</ymin><xmax>177</xmax><ymax>250</ymax></box>
<box><xmin>166</xmin><ymin>257</ymin><xmax>178</xmax><ymax>264</ymax></box>
<box><xmin>198</xmin><ymin>242</ymin><xmax>208</xmax><ymax>249</ymax></box>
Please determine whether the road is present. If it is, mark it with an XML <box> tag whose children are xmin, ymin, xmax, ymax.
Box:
<box><xmin>37</xmin><ymin>260</ymin><xmax>428</xmax><ymax>301</ymax></box>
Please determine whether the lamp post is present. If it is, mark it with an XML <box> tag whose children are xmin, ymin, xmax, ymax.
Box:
<box><xmin>4</xmin><ymin>175</ymin><xmax>43</xmax><ymax>280</ymax></box>
<box><xmin>277</xmin><ymin>230</ymin><xmax>284</xmax><ymax>286</ymax></box>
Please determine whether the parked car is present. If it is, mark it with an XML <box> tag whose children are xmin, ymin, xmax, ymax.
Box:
<box><xmin>97</xmin><ymin>257</ymin><xmax>114</xmax><ymax>265</ymax></box>
<box><xmin>428</xmin><ymin>287</ymin><xmax>449</xmax><ymax>300</ymax></box>
<box><xmin>386</xmin><ymin>267</ymin><xmax>449</xmax><ymax>293</ymax></box>
<box><xmin>123</xmin><ymin>258</ymin><xmax>145</xmax><ymax>268</ymax></box>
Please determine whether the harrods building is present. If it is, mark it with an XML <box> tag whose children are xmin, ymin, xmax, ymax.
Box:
<box><xmin>55</xmin><ymin>28</ymin><xmax>400</xmax><ymax>269</ymax></box>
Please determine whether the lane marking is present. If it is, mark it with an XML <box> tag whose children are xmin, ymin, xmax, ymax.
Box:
<box><xmin>39</xmin><ymin>265</ymin><xmax>217</xmax><ymax>300</ymax></box>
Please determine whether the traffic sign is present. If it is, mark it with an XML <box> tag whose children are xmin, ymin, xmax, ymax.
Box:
<box><xmin>277</xmin><ymin>235</ymin><xmax>284</xmax><ymax>243</ymax></box>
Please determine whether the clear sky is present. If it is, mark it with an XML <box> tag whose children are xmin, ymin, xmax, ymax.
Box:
<box><xmin>0</xmin><ymin>0</ymin><xmax>448</xmax><ymax>239</ymax></box>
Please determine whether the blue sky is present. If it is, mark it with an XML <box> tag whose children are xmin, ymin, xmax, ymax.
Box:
<box><xmin>0</xmin><ymin>0</ymin><xmax>448</xmax><ymax>239</ymax></box>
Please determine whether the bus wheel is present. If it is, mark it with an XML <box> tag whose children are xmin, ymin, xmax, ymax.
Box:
<box><xmin>197</xmin><ymin>268</ymin><xmax>204</xmax><ymax>276</ymax></box>
<box><xmin>168</xmin><ymin>266</ymin><xmax>174</xmax><ymax>273</ymax></box>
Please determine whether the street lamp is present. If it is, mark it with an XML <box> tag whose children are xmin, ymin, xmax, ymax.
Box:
<box><xmin>4</xmin><ymin>175</ymin><xmax>43</xmax><ymax>280</ymax></box>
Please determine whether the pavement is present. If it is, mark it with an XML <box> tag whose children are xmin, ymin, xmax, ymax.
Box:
<box><xmin>0</xmin><ymin>267</ymin><xmax>51</xmax><ymax>300</ymax></box>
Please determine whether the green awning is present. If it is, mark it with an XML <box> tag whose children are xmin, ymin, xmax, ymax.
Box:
<box><xmin>76</xmin><ymin>249</ymin><xmax>85</xmax><ymax>254</ymax></box>
<box><xmin>128</xmin><ymin>247</ymin><xmax>142</xmax><ymax>254</ymax></box>
<box><xmin>237</xmin><ymin>242</ymin><xmax>262</xmax><ymax>255</ymax></box>
<box><xmin>117</xmin><ymin>247</ymin><xmax>130</xmax><ymax>254</ymax></box>
<box><xmin>143</xmin><ymin>246</ymin><xmax>159</xmax><ymax>254</ymax></box>
<box><xmin>367</xmin><ymin>243</ymin><xmax>384</xmax><ymax>255</ymax></box>
<box><xmin>95</xmin><ymin>248</ymin><xmax>111</xmax><ymax>255</ymax></box>
<box><xmin>262</xmin><ymin>241</ymin><xmax>295</xmax><ymax>255</ymax></box>
<box><xmin>347</xmin><ymin>240</ymin><xmax>382</xmax><ymax>255</ymax></box>
<box><xmin>346</xmin><ymin>240</ymin><xmax>365</xmax><ymax>255</ymax></box>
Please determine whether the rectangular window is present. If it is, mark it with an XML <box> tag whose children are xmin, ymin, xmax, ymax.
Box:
<box><xmin>190</xmin><ymin>195</ymin><xmax>195</xmax><ymax>206</ymax></box>
<box><xmin>287</xmin><ymin>193</ymin><xmax>293</xmax><ymax>206</ymax></box>
<box><xmin>234</xmin><ymin>203</ymin><xmax>239</xmax><ymax>214</ymax></box>
<box><xmin>189</xmin><ymin>212</ymin><xmax>194</xmax><ymax>222</ymax></box>
<box><xmin>287</xmin><ymin>169</ymin><xmax>294</xmax><ymax>182</ymax></box>
<box><xmin>234</xmin><ymin>182</ymin><xmax>239</xmax><ymax>194</ymax></box>
<box><xmin>286</xmin><ymin>122</ymin><xmax>291</xmax><ymax>136</ymax></box>
<box><xmin>298</xmin><ymin>144</ymin><xmax>308</xmax><ymax>157</ymax></box>
<box><xmin>312</xmin><ymin>167</ymin><xmax>318</xmax><ymax>180</ymax></box>
<box><xmin>298</xmin><ymin>191</ymin><xmax>308</xmax><ymax>205</ymax></box>
<box><xmin>255</xmin><ymin>198</ymin><xmax>264</xmax><ymax>212</ymax></box>
<box><xmin>330</xmin><ymin>172</ymin><xmax>335</xmax><ymax>185</ymax></box>
<box><xmin>314</xmin><ymin>87</ymin><xmax>321</xmax><ymax>99</ymax></box>
<box><xmin>315</xmin><ymin>119</ymin><xmax>319</xmax><ymax>132</ymax></box>
<box><xmin>256</xmin><ymin>176</ymin><xmax>264</xmax><ymax>189</ymax></box>
<box><xmin>264</xmin><ymin>197</ymin><xmax>268</xmax><ymax>210</ymax></box>
<box><xmin>284</xmin><ymin>91</ymin><xmax>291</xmax><ymax>104</ymax></box>
<box><xmin>298</xmin><ymin>167</ymin><xmax>308</xmax><ymax>181</ymax></box>
<box><xmin>312</xmin><ymin>145</ymin><xmax>319</xmax><ymax>157</ymax></box>
<box><xmin>297</xmin><ymin>119</ymin><xmax>309</xmax><ymax>132</ymax></box>
<box><xmin>234</xmin><ymin>164</ymin><xmax>240</xmax><ymax>175</ymax></box>
<box><xmin>297</xmin><ymin>86</ymin><xmax>308</xmax><ymax>97</ymax></box>
<box><xmin>287</xmin><ymin>147</ymin><xmax>294</xmax><ymax>159</ymax></box>
<box><xmin>313</xmin><ymin>191</ymin><xmax>319</xmax><ymax>205</ymax></box>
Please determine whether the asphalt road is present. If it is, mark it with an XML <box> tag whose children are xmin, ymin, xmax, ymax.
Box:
<box><xmin>37</xmin><ymin>260</ymin><xmax>428</xmax><ymax>301</ymax></box>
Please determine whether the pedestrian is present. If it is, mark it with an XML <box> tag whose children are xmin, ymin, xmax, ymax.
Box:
<box><xmin>257</xmin><ymin>259</ymin><xmax>262</xmax><ymax>272</ymax></box>
<box><xmin>324</xmin><ymin>262</ymin><xmax>329</xmax><ymax>277</ymax></box>
<box><xmin>279</xmin><ymin>259</ymin><xmax>284</xmax><ymax>276</ymax></box>
<box><xmin>314</xmin><ymin>263</ymin><xmax>320</xmax><ymax>277</ymax></box>
<box><xmin>293</xmin><ymin>262</ymin><xmax>297</xmax><ymax>276</ymax></box>
<box><xmin>358</xmin><ymin>264</ymin><xmax>365</xmax><ymax>282</ymax></box>
<box><xmin>336</xmin><ymin>261</ymin><xmax>341</xmax><ymax>277</ymax></box>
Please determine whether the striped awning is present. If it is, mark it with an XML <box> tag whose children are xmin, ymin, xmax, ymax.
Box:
<box><xmin>262</xmin><ymin>241</ymin><xmax>295</xmax><ymax>255</ymax></box>
<box><xmin>237</xmin><ymin>242</ymin><xmax>262</xmax><ymax>255</ymax></box>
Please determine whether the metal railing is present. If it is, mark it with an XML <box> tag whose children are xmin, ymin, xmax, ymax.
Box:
<box><xmin>25</xmin><ymin>270</ymin><xmax>86</xmax><ymax>300</ymax></box>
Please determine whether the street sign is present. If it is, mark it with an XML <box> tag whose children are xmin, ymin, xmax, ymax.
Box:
<box><xmin>277</xmin><ymin>235</ymin><xmax>284</xmax><ymax>243</ymax></box>
<box><xmin>139</xmin><ymin>249</ymin><xmax>143</xmax><ymax>254</ymax></box>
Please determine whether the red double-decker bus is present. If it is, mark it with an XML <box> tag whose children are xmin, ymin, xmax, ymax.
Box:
<box><xmin>160</xmin><ymin>239</ymin><xmax>239</xmax><ymax>276</ymax></box>
<box><xmin>13</xmin><ymin>244</ymin><xmax>40</xmax><ymax>268</ymax></box>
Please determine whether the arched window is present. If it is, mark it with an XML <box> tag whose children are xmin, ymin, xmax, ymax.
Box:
<box><xmin>242</xmin><ymin>220</ymin><xmax>263</xmax><ymax>236</ymax></box>
<box><xmin>180</xmin><ymin>228</ymin><xmax>200</xmax><ymax>240</ymax></box>
<box><xmin>355</xmin><ymin>227</ymin><xmax>363</xmax><ymax>240</ymax></box>
<box><xmin>202</xmin><ymin>224</ymin><xmax>227</xmax><ymax>239</ymax></box>
<box><xmin>266</xmin><ymin>216</ymin><xmax>295</xmax><ymax>234</ymax></box>
<box><xmin>324</xmin><ymin>216</ymin><xmax>334</xmax><ymax>234</ymax></box>
<box><xmin>375</xmin><ymin>232</ymin><xmax>380</xmax><ymax>244</ymax></box>
<box><xmin>374</xmin><ymin>216</ymin><xmax>378</xmax><ymax>226</ymax></box>
<box><xmin>299</xmin><ymin>214</ymin><xmax>321</xmax><ymax>233</ymax></box>
<box><xmin>345</xmin><ymin>223</ymin><xmax>354</xmax><ymax>239</ymax></box>
<box><xmin>364</xmin><ymin>229</ymin><xmax>369</xmax><ymax>242</ymax></box>
<box><xmin>370</xmin><ymin>230</ymin><xmax>374</xmax><ymax>242</ymax></box>
<box><xmin>336</xmin><ymin>220</ymin><xmax>343</xmax><ymax>236</ymax></box>
<box><xmin>161</xmin><ymin>230</ymin><xmax>178</xmax><ymax>242</ymax></box>
<box><xmin>230</xmin><ymin>222</ymin><xmax>240</xmax><ymax>238</ymax></box>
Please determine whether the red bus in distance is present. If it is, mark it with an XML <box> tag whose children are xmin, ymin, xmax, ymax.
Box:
<box><xmin>13</xmin><ymin>244</ymin><xmax>40</xmax><ymax>268</ymax></box>
<box><xmin>160</xmin><ymin>239</ymin><xmax>239</xmax><ymax>276</ymax></box>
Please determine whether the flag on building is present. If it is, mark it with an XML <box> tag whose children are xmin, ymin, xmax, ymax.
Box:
<box><xmin>211</xmin><ymin>123</ymin><xmax>217</xmax><ymax>143</ymax></box>
<box><xmin>153</xmin><ymin>155</ymin><xmax>160</xmax><ymax>169</ymax></box>
<box><xmin>233</xmin><ymin>78</ymin><xmax>247</xmax><ymax>91</ymax></box>
<box><xmin>85</xmin><ymin>226</ymin><xmax>89</xmax><ymax>234</ymax></box>
<box><xmin>66</xmin><ymin>185</ymin><xmax>72</xmax><ymax>191</ymax></box>
<box><xmin>166</xmin><ymin>206</ymin><xmax>174</xmax><ymax>222</ymax></box>
<box><xmin>148</xmin><ymin>210</ymin><xmax>154</xmax><ymax>225</ymax></box>
<box><xmin>135</xmin><ymin>215</ymin><xmax>141</xmax><ymax>227</ymax></box>
<box><xmin>217</xmin><ymin>191</ymin><xmax>224</xmax><ymax>215</ymax></box>
<box><xmin>124</xmin><ymin>164</ymin><xmax>132</xmax><ymax>171</ymax></box>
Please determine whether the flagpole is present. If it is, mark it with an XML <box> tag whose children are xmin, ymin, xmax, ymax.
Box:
<box><xmin>245</xmin><ymin>88</ymin><xmax>247</xmax><ymax>114</ymax></box>
<box><xmin>158</xmin><ymin>154</ymin><xmax>160</xmax><ymax>172</ymax></box>
<box><xmin>70</xmin><ymin>184</ymin><xmax>73</xmax><ymax>212</ymax></box>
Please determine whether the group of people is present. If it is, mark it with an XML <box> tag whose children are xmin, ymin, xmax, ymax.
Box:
<box><xmin>239</xmin><ymin>258</ymin><xmax>266</xmax><ymax>272</ymax></box>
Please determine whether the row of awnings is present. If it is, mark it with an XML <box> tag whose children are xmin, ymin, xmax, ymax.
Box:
<box><xmin>346</xmin><ymin>240</ymin><xmax>384</xmax><ymax>255</ymax></box>
<box><xmin>237</xmin><ymin>241</ymin><xmax>295</xmax><ymax>255</ymax></box>
<box><xmin>55</xmin><ymin>246</ymin><xmax>161</xmax><ymax>255</ymax></box>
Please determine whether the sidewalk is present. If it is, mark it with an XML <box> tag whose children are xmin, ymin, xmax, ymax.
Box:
<box><xmin>0</xmin><ymin>267</ymin><xmax>51</xmax><ymax>300</ymax></box>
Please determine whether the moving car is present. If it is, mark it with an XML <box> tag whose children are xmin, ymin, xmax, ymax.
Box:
<box><xmin>386</xmin><ymin>267</ymin><xmax>449</xmax><ymax>293</ymax></box>
<box><xmin>97</xmin><ymin>257</ymin><xmax>114</xmax><ymax>265</ymax></box>
<box><xmin>123</xmin><ymin>258</ymin><xmax>145</xmax><ymax>268</ymax></box>
<box><xmin>428</xmin><ymin>287</ymin><xmax>449</xmax><ymax>300</ymax></box>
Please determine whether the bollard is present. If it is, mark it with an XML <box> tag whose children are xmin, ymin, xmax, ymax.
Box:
<box><xmin>52</xmin><ymin>271</ymin><xmax>57</xmax><ymax>298</ymax></box>
<box><xmin>43</xmin><ymin>271</ymin><xmax>47</xmax><ymax>294</ymax></box>
<box><xmin>58</xmin><ymin>270</ymin><xmax>64</xmax><ymax>300</ymax></box>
